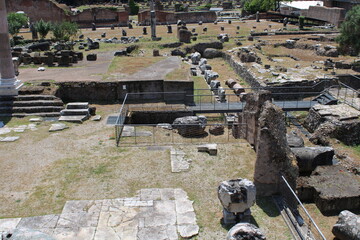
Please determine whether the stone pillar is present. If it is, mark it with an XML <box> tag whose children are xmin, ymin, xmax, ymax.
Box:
<box><xmin>0</xmin><ymin>0</ymin><xmax>22</xmax><ymax>96</ymax></box>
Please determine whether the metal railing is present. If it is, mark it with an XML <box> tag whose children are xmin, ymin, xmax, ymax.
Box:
<box><xmin>280</xmin><ymin>175</ymin><xmax>326</xmax><ymax>240</ymax></box>
<box><xmin>117</xmin><ymin>123</ymin><xmax>243</xmax><ymax>146</ymax></box>
<box><xmin>324</xmin><ymin>82</ymin><xmax>360</xmax><ymax>110</ymax></box>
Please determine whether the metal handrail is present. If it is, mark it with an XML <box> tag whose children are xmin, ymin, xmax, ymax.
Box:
<box><xmin>281</xmin><ymin>175</ymin><xmax>326</xmax><ymax>240</ymax></box>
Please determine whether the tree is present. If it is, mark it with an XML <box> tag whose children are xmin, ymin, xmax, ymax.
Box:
<box><xmin>244</xmin><ymin>0</ymin><xmax>274</xmax><ymax>13</ymax></box>
<box><xmin>7</xmin><ymin>12</ymin><xmax>28</xmax><ymax>37</ymax></box>
<box><xmin>52</xmin><ymin>22</ymin><xmax>79</xmax><ymax>41</ymax></box>
<box><xmin>129</xmin><ymin>0</ymin><xmax>139</xmax><ymax>15</ymax></box>
<box><xmin>35</xmin><ymin>19</ymin><xmax>52</xmax><ymax>39</ymax></box>
<box><xmin>337</xmin><ymin>5</ymin><xmax>360</xmax><ymax>55</ymax></box>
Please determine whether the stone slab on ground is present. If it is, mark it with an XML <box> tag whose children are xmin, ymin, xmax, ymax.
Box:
<box><xmin>49</xmin><ymin>123</ymin><xmax>68</xmax><ymax>132</ymax></box>
<box><xmin>91</xmin><ymin>115</ymin><xmax>101</xmax><ymax>121</ymax></box>
<box><xmin>0</xmin><ymin>136</ymin><xmax>20</xmax><ymax>142</ymax></box>
<box><xmin>0</xmin><ymin>128</ymin><xmax>11</xmax><ymax>135</ymax></box>
<box><xmin>197</xmin><ymin>143</ymin><xmax>218</xmax><ymax>155</ymax></box>
<box><xmin>170</xmin><ymin>149</ymin><xmax>191</xmax><ymax>172</ymax></box>
<box><xmin>0</xmin><ymin>188</ymin><xmax>199</xmax><ymax>239</ymax></box>
<box><xmin>59</xmin><ymin>115</ymin><xmax>88</xmax><ymax>123</ymax></box>
<box><xmin>29</xmin><ymin>118</ymin><xmax>43</xmax><ymax>122</ymax></box>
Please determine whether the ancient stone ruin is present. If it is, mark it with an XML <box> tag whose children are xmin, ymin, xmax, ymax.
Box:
<box><xmin>218</xmin><ymin>178</ymin><xmax>256</xmax><ymax>225</ymax></box>
<box><xmin>226</xmin><ymin>223</ymin><xmax>266</xmax><ymax>240</ymax></box>
<box><xmin>172</xmin><ymin>115</ymin><xmax>207</xmax><ymax>137</ymax></box>
<box><xmin>332</xmin><ymin>210</ymin><xmax>360</xmax><ymax>240</ymax></box>
<box><xmin>234</xmin><ymin>91</ymin><xmax>298</xmax><ymax>196</ymax></box>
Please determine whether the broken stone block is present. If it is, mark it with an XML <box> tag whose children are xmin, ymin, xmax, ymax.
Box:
<box><xmin>86</xmin><ymin>54</ymin><xmax>97</xmax><ymax>61</ymax></box>
<box><xmin>218</xmin><ymin>178</ymin><xmax>256</xmax><ymax>213</ymax></box>
<box><xmin>291</xmin><ymin>147</ymin><xmax>334</xmax><ymax>173</ymax></box>
<box><xmin>0</xmin><ymin>136</ymin><xmax>20</xmax><ymax>142</ymax></box>
<box><xmin>209</xmin><ymin>124</ymin><xmax>224</xmax><ymax>136</ymax></box>
<box><xmin>226</xmin><ymin>223</ymin><xmax>266</xmax><ymax>240</ymax></box>
<box><xmin>91</xmin><ymin>115</ymin><xmax>101</xmax><ymax>121</ymax></box>
<box><xmin>332</xmin><ymin>210</ymin><xmax>360</xmax><ymax>240</ymax></box>
<box><xmin>172</xmin><ymin>116</ymin><xmax>207</xmax><ymax>137</ymax></box>
<box><xmin>49</xmin><ymin>123</ymin><xmax>68</xmax><ymax>132</ymax></box>
<box><xmin>190</xmin><ymin>52</ymin><xmax>201</xmax><ymax>64</ymax></box>
<box><xmin>287</xmin><ymin>131</ymin><xmax>304</xmax><ymax>147</ymax></box>
<box><xmin>198</xmin><ymin>143</ymin><xmax>217</xmax><ymax>155</ymax></box>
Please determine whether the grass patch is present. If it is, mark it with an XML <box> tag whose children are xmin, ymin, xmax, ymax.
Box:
<box><xmin>165</xmin><ymin>62</ymin><xmax>190</xmax><ymax>81</ymax></box>
<box><xmin>107</xmin><ymin>56</ymin><xmax>165</xmax><ymax>75</ymax></box>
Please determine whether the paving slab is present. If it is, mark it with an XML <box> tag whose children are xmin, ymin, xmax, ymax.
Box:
<box><xmin>170</xmin><ymin>149</ymin><xmax>191</xmax><ymax>173</ymax></box>
<box><xmin>0</xmin><ymin>136</ymin><xmax>20</xmax><ymax>142</ymax></box>
<box><xmin>52</xmin><ymin>227</ymin><xmax>96</xmax><ymax>240</ymax></box>
<box><xmin>0</xmin><ymin>218</ymin><xmax>21</xmax><ymax>231</ymax></box>
<box><xmin>57</xmin><ymin>212</ymin><xmax>100</xmax><ymax>228</ymax></box>
<box><xmin>61</xmin><ymin>200</ymin><xmax>102</xmax><ymax>214</ymax></box>
<box><xmin>49</xmin><ymin>123</ymin><xmax>68</xmax><ymax>132</ymax></box>
<box><xmin>17</xmin><ymin>214</ymin><xmax>59</xmax><ymax>229</ymax></box>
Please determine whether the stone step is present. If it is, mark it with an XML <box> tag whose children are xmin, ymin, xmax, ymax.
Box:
<box><xmin>0</xmin><ymin>112</ymin><xmax>61</xmax><ymax>117</ymax></box>
<box><xmin>0</xmin><ymin>95</ymin><xmax>61</xmax><ymax>101</ymax></box>
<box><xmin>60</xmin><ymin>109</ymin><xmax>90</xmax><ymax>116</ymax></box>
<box><xmin>0</xmin><ymin>100</ymin><xmax>64</xmax><ymax>107</ymax></box>
<box><xmin>58</xmin><ymin>115</ymin><xmax>89</xmax><ymax>123</ymax></box>
<box><xmin>0</xmin><ymin>106</ymin><xmax>64</xmax><ymax>113</ymax></box>
<box><xmin>66</xmin><ymin>102</ymin><xmax>89</xmax><ymax>109</ymax></box>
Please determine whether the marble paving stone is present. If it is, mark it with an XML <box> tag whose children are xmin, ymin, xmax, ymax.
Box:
<box><xmin>140</xmin><ymin>188</ymin><xmax>161</xmax><ymax>201</ymax></box>
<box><xmin>61</xmin><ymin>200</ymin><xmax>102</xmax><ymax>214</ymax></box>
<box><xmin>52</xmin><ymin>227</ymin><xmax>96</xmax><ymax>240</ymax></box>
<box><xmin>93</xmin><ymin>227</ymin><xmax>120</xmax><ymax>240</ymax></box>
<box><xmin>6</xmin><ymin>228</ymin><xmax>55</xmax><ymax>240</ymax></box>
<box><xmin>0</xmin><ymin>136</ymin><xmax>19</xmax><ymax>142</ymax></box>
<box><xmin>177</xmin><ymin>224</ymin><xmax>199</xmax><ymax>238</ymax></box>
<box><xmin>0</xmin><ymin>128</ymin><xmax>11</xmax><ymax>135</ymax></box>
<box><xmin>57</xmin><ymin>212</ymin><xmax>100</xmax><ymax>228</ymax></box>
<box><xmin>101</xmin><ymin>199</ymin><xmax>124</xmax><ymax>212</ymax></box>
<box><xmin>174</xmin><ymin>188</ymin><xmax>188</xmax><ymax>201</ymax></box>
<box><xmin>0</xmin><ymin>218</ymin><xmax>21</xmax><ymax>231</ymax></box>
<box><xmin>137</xmin><ymin>225</ymin><xmax>178</xmax><ymax>240</ymax></box>
<box><xmin>17</xmin><ymin>214</ymin><xmax>59</xmax><ymax>229</ymax></box>
<box><xmin>160</xmin><ymin>188</ymin><xmax>175</xmax><ymax>200</ymax></box>
<box><xmin>175</xmin><ymin>200</ymin><xmax>195</xmax><ymax>214</ymax></box>
<box><xmin>177</xmin><ymin>211</ymin><xmax>197</xmax><ymax>225</ymax></box>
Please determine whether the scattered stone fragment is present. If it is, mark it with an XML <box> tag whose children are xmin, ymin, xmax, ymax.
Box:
<box><xmin>226</xmin><ymin>223</ymin><xmax>266</xmax><ymax>240</ymax></box>
<box><xmin>0</xmin><ymin>128</ymin><xmax>11</xmax><ymax>135</ymax></box>
<box><xmin>0</xmin><ymin>136</ymin><xmax>20</xmax><ymax>142</ymax></box>
<box><xmin>198</xmin><ymin>144</ymin><xmax>218</xmax><ymax>156</ymax></box>
<box><xmin>29</xmin><ymin>118</ymin><xmax>42</xmax><ymax>122</ymax></box>
<box><xmin>37</xmin><ymin>67</ymin><xmax>45</xmax><ymax>71</ymax></box>
<box><xmin>171</xmin><ymin>149</ymin><xmax>191</xmax><ymax>173</ymax></box>
<box><xmin>209</xmin><ymin>124</ymin><xmax>224</xmax><ymax>135</ymax></box>
<box><xmin>49</xmin><ymin>123</ymin><xmax>68</xmax><ymax>132</ymax></box>
<box><xmin>91</xmin><ymin>115</ymin><xmax>101</xmax><ymax>121</ymax></box>
<box><xmin>287</xmin><ymin>131</ymin><xmax>304</xmax><ymax>147</ymax></box>
<box><xmin>156</xmin><ymin>123</ymin><xmax>172</xmax><ymax>130</ymax></box>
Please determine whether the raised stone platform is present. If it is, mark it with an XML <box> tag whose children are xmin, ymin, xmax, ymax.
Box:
<box><xmin>0</xmin><ymin>188</ymin><xmax>199</xmax><ymax>240</ymax></box>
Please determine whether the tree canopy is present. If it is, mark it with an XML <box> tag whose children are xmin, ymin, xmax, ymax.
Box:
<box><xmin>7</xmin><ymin>12</ymin><xmax>28</xmax><ymax>37</ymax></box>
<box><xmin>35</xmin><ymin>19</ymin><xmax>52</xmax><ymax>39</ymax></box>
<box><xmin>337</xmin><ymin>5</ymin><xmax>360</xmax><ymax>55</ymax></box>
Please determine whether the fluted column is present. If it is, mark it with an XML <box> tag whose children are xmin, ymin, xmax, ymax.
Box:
<box><xmin>0</xmin><ymin>0</ymin><xmax>22</xmax><ymax>96</ymax></box>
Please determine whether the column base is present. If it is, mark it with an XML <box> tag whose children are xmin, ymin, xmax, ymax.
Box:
<box><xmin>0</xmin><ymin>78</ymin><xmax>23</xmax><ymax>96</ymax></box>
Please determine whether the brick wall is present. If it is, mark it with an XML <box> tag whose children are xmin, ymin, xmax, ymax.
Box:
<box><xmin>71</xmin><ymin>8</ymin><xmax>129</xmax><ymax>27</ymax></box>
<box><xmin>6</xmin><ymin>0</ymin><xmax>70</xmax><ymax>22</ymax></box>
<box><xmin>306</xmin><ymin>6</ymin><xmax>345</xmax><ymax>26</ymax></box>
<box><xmin>138</xmin><ymin>10</ymin><xmax>216</xmax><ymax>25</ymax></box>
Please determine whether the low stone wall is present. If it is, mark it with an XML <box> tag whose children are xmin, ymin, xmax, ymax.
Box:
<box><xmin>55</xmin><ymin>80</ymin><xmax>193</xmax><ymax>103</ymax></box>
<box><xmin>71</xmin><ymin>9</ymin><xmax>129</xmax><ymax>27</ymax></box>
<box><xmin>222</xmin><ymin>53</ymin><xmax>263</xmax><ymax>88</ymax></box>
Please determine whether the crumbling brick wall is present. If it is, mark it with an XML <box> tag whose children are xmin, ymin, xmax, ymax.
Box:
<box><xmin>6</xmin><ymin>0</ymin><xmax>70</xmax><ymax>22</ymax></box>
<box><xmin>305</xmin><ymin>6</ymin><xmax>345</xmax><ymax>26</ymax></box>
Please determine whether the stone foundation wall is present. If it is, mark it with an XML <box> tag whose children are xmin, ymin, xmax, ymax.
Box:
<box><xmin>55</xmin><ymin>80</ymin><xmax>193</xmax><ymax>103</ymax></box>
<box><xmin>130</xmin><ymin>111</ymin><xmax>193</xmax><ymax>124</ymax></box>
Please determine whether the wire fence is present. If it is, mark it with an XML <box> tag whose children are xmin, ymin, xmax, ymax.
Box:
<box><xmin>116</xmin><ymin>123</ymin><xmax>244</xmax><ymax>146</ymax></box>
<box><xmin>279</xmin><ymin>175</ymin><xmax>326</xmax><ymax>240</ymax></box>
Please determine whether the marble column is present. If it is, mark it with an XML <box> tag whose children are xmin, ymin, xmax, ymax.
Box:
<box><xmin>0</xmin><ymin>0</ymin><xmax>22</xmax><ymax>96</ymax></box>
<box><xmin>150</xmin><ymin>0</ymin><xmax>156</xmax><ymax>40</ymax></box>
